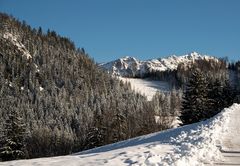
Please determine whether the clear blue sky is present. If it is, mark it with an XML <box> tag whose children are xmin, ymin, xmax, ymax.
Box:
<box><xmin>0</xmin><ymin>0</ymin><xmax>239</xmax><ymax>62</ymax></box>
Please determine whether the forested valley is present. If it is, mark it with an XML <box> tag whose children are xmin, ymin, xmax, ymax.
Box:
<box><xmin>0</xmin><ymin>13</ymin><xmax>240</xmax><ymax>161</ymax></box>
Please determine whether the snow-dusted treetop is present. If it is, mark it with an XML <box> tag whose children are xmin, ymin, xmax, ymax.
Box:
<box><xmin>100</xmin><ymin>52</ymin><xmax>218</xmax><ymax>77</ymax></box>
<box><xmin>2</xmin><ymin>32</ymin><xmax>32</xmax><ymax>59</ymax></box>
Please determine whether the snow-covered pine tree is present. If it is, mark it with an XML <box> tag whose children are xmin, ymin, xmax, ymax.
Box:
<box><xmin>207</xmin><ymin>79</ymin><xmax>224</xmax><ymax>115</ymax></box>
<box><xmin>111</xmin><ymin>112</ymin><xmax>127</xmax><ymax>142</ymax></box>
<box><xmin>180</xmin><ymin>69</ymin><xmax>209</xmax><ymax>125</ymax></box>
<box><xmin>0</xmin><ymin>108</ymin><xmax>27</xmax><ymax>161</ymax></box>
<box><xmin>84</xmin><ymin>104</ymin><xmax>106</xmax><ymax>150</ymax></box>
<box><xmin>85</xmin><ymin>127</ymin><xmax>105</xmax><ymax>149</ymax></box>
<box><xmin>222</xmin><ymin>80</ymin><xmax>235</xmax><ymax>108</ymax></box>
<box><xmin>170</xmin><ymin>89</ymin><xmax>181</xmax><ymax>127</ymax></box>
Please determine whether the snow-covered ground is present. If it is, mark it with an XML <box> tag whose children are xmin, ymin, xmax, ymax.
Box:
<box><xmin>2</xmin><ymin>104</ymin><xmax>240</xmax><ymax>166</ymax></box>
<box><xmin>119</xmin><ymin>77</ymin><xmax>170</xmax><ymax>100</ymax></box>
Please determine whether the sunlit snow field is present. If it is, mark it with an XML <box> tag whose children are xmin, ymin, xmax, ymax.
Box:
<box><xmin>119</xmin><ymin>77</ymin><xmax>170</xmax><ymax>100</ymax></box>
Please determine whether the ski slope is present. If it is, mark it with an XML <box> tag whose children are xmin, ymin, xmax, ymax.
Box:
<box><xmin>2</xmin><ymin>104</ymin><xmax>240</xmax><ymax>166</ymax></box>
<box><xmin>119</xmin><ymin>77</ymin><xmax>170</xmax><ymax>100</ymax></box>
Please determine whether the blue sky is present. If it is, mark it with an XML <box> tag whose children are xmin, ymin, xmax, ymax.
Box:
<box><xmin>0</xmin><ymin>0</ymin><xmax>240</xmax><ymax>62</ymax></box>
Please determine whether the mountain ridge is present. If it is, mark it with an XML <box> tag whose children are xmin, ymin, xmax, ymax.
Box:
<box><xmin>100</xmin><ymin>52</ymin><xmax>218</xmax><ymax>77</ymax></box>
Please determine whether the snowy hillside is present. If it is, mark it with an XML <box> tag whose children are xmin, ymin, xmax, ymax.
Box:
<box><xmin>2</xmin><ymin>104</ymin><xmax>240</xmax><ymax>166</ymax></box>
<box><xmin>100</xmin><ymin>52</ymin><xmax>218</xmax><ymax>77</ymax></box>
<box><xmin>1</xmin><ymin>32</ymin><xmax>42</xmax><ymax>90</ymax></box>
<box><xmin>119</xmin><ymin>77</ymin><xmax>170</xmax><ymax>100</ymax></box>
<box><xmin>2</xmin><ymin>32</ymin><xmax>32</xmax><ymax>59</ymax></box>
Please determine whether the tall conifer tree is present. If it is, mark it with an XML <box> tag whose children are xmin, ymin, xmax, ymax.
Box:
<box><xmin>0</xmin><ymin>109</ymin><xmax>27</xmax><ymax>161</ymax></box>
<box><xmin>180</xmin><ymin>69</ymin><xmax>208</xmax><ymax>125</ymax></box>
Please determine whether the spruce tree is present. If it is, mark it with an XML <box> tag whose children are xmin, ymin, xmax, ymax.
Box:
<box><xmin>207</xmin><ymin>79</ymin><xmax>224</xmax><ymax>115</ymax></box>
<box><xmin>180</xmin><ymin>69</ymin><xmax>209</xmax><ymax>125</ymax></box>
<box><xmin>85</xmin><ymin>127</ymin><xmax>105</xmax><ymax>149</ymax></box>
<box><xmin>222</xmin><ymin>80</ymin><xmax>235</xmax><ymax>108</ymax></box>
<box><xmin>84</xmin><ymin>106</ymin><xmax>106</xmax><ymax>150</ymax></box>
<box><xmin>0</xmin><ymin>109</ymin><xmax>27</xmax><ymax>161</ymax></box>
<box><xmin>170</xmin><ymin>89</ymin><xmax>181</xmax><ymax>127</ymax></box>
<box><xmin>111</xmin><ymin>113</ymin><xmax>127</xmax><ymax>142</ymax></box>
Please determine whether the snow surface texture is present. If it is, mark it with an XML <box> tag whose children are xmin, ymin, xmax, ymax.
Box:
<box><xmin>100</xmin><ymin>52</ymin><xmax>218</xmax><ymax>77</ymax></box>
<box><xmin>119</xmin><ymin>77</ymin><xmax>170</xmax><ymax>101</ymax></box>
<box><xmin>2</xmin><ymin>104</ymin><xmax>239</xmax><ymax>166</ymax></box>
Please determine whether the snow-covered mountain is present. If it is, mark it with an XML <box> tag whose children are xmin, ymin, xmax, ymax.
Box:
<box><xmin>100</xmin><ymin>52</ymin><xmax>218</xmax><ymax>77</ymax></box>
<box><xmin>3</xmin><ymin>104</ymin><xmax>240</xmax><ymax>166</ymax></box>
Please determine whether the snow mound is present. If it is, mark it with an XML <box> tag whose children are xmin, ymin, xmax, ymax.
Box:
<box><xmin>158</xmin><ymin>104</ymin><xmax>235</xmax><ymax>165</ymax></box>
<box><xmin>100</xmin><ymin>52</ymin><xmax>218</xmax><ymax>77</ymax></box>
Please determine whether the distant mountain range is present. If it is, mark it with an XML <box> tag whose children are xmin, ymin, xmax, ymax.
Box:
<box><xmin>100</xmin><ymin>52</ymin><xmax>218</xmax><ymax>77</ymax></box>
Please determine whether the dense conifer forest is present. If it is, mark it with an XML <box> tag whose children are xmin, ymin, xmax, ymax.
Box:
<box><xmin>0</xmin><ymin>13</ymin><xmax>180</xmax><ymax>160</ymax></box>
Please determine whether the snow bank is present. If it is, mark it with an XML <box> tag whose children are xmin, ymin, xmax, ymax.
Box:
<box><xmin>154</xmin><ymin>104</ymin><xmax>237</xmax><ymax>165</ymax></box>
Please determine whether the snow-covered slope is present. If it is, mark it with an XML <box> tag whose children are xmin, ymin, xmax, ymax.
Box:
<box><xmin>119</xmin><ymin>77</ymin><xmax>170</xmax><ymax>100</ymax></box>
<box><xmin>1</xmin><ymin>32</ymin><xmax>42</xmax><ymax>91</ymax></box>
<box><xmin>2</xmin><ymin>104</ymin><xmax>239</xmax><ymax>166</ymax></box>
<box><xmin>100</xmin><ymin>52</ymin><xmax>218</xmax><ymax>77</ymax></box>
<box><xmin>2</xmin><ymin>32</ymin><xmax>32</xmax><ymax>59</ymax></box>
